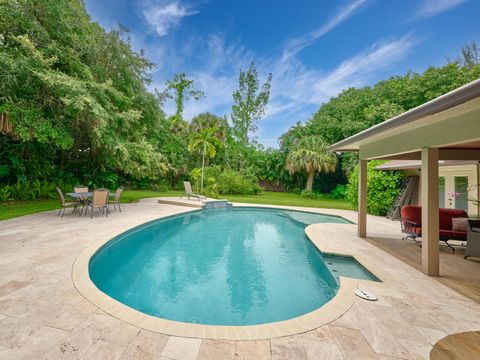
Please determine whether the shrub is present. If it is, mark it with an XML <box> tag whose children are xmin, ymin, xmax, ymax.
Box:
<box><xmin>300</xmin><ymin>189</ymin><xmax>311</xmax><ymax>198</ymax></box>
<box><xmin>301</xmin><ymin>190</ymin><xmax>325</xmax><ymax>199</ymax></box>
<box><xmin>151</xmin><ymin>178</ymin><xmax>170</xmax><ymax>192</ymax></box>
<box><xmin>346</xmin><ymin>160</ymin><xmax>403</xmax><ymax>216</ymax></box>
<box><xmin>217</xmin><ymin>170</ymin><xmax>261</xmax><ymax>195</ymax></box>
<box><xmin>0</xmin><ymin>180</ymin><xmax>75</xmax><ymax>202</ymax></box>
<box><xmin>329</xmin><ymin>184</ymin><xmax>347</xmax><ymax>199</ymax></box>
<box><xmin>189</xmin><ymin>166</ymin><xmax>261</xmax><ymax>196</ymax></box>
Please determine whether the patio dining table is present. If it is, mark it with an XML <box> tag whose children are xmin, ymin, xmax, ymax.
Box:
<box><xmin>66</xmin><ymin>191</ymin><xmax>115</xmax><ymax>216</ymax></box>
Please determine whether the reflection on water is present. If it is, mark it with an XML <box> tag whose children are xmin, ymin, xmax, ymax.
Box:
<box><xmin>90</xmin><ymin>208</ymin><xmax>348</xmax><ymax>325</ymax></box>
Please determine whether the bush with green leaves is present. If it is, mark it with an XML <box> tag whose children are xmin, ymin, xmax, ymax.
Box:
<box><xmin>329</xmin><ymin>184</ymin><xmax>347</xmax><ymax>199</ymax></box>
<box><xmin>300</xmin><ymin>190</ymin><xmax>326</xmax><ymax>200</ymax></box>
<box><xmin>217</xmin><ymin>169</ymin><xmax>261</xmax><ymax>195</ymax></box>
<box><xmin>189</xmin><ymin>166</ymin><xmax>261</xmax><ymax>197</ymax></box>
<box><xmin>346</xmin><ymin>160</ymin><xmax>404</xmax><ymax>216</ymax></box>
<box><xmin>0</xmin><ymin>180</ymin><xmax>77</xmax><ymax>202</ymax></box>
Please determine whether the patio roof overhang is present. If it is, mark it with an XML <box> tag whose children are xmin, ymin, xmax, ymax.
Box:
<box><xmin>329</xmin><ymin>78</ymin><xmax>480</xmax><ymax>160</ymax></box>
<box><xmin>328</xmin><ymin>78</ymin><xmax>480</xmax><ymax>277</ymax></box>
<box><xmin>375</xmin><ymin>160</ymin><xmax>479</xmax><ymax>170</ymax></box>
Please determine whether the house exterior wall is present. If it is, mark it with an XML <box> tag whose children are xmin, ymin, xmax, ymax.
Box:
<box><xmin>402</xmin><ymin>164</ymin><xmax>479</xmax><ymax>216</ymax></box>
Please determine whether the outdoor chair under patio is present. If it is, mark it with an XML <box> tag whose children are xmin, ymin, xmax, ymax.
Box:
<box><xmin>86</xmin><ymin>188</ymin><xmax>109</xmax><ymax>218</ymax></box>
<box><xmin>181</xmin><ymin>181</ymin><xmax>205</xmax><ymax>201</ymax></box>
<box><xmin>465</xmin><ymin>219</ymin><xmax>480</xmax><ymax>259</ymax></box>
<box><xmin>56</xmin><ymin>187</ymin><xmax>78</xmax><ymax>218</ymax></box>
<box><xmin>108</xmin><ymin>186</ymin><xmax>124</xmax><ymax>212</ymax></box>
<box><xmin>400</xmin><ymin>205</ymin><xmax>468</xmax><ymax>252</ymax></box>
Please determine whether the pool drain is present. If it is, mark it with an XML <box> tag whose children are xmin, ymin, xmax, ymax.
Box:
<box><xmin>354</xmin><ymin>289</ymin><xmax>377</xmax><ymax>301</ymax></box>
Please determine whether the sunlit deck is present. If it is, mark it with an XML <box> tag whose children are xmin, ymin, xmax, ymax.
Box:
<box><xmin>366</xmin><ymin>229</ymin><xmax>480</xmax><ymax>304</ymax></box>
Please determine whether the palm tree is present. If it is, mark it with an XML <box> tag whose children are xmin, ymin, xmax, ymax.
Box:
<box><xmin>189</xmin><ymin>112</ymin><xmax>228</xmax><ymax>141</ymax></box>
<box><xmin>188</xmin><ymin>128</ymin><xmax>223</xmax><ymax>194</ymax></box>
<box><xmin>286</xmin><ymin>135</ymin><xmax>337</xmax><ymax>191</ymax></box>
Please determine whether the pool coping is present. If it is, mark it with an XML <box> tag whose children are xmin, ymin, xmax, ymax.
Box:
<box><xmin>72</xmin><ymin>205</ymin><xmax>391</xmax><ymax>340</ymax></box>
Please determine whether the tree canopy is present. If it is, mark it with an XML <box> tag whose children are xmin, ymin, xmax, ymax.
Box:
<box><xmin>159</xmin><ymin>73</ymin><xmax>205</xmax><ymax>124</ymax></box>
<box><xmin>0</xmin><ymin>0</ymin><xmax>168</xmax><ymax>184</ymax></box>
<box><xmin>231</xmin><ymin>62</ymin><xmax>272</xmax><ymax>144</ymax></box>
<box><xmin>1</xmin><ymin>0</ymin><xmax>479</xmax><ymax>206</ymax></box>
<box><xmin>286</xmin><ymin>136</ymin><xmax>337</xmax><ymax>191</ymax></box>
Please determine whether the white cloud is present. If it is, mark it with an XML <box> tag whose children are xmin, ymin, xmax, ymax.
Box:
<box><xmin>415</xmin><ymin>0</ymin><xmax>467</xmax><ymax>19</ymax></box>
<box><xmin>130</xmin><ymin>7</ymin><xmax>417</xmax><ymax>146</ymax></box>
<box><xmin>169</xmin><ymin>33</ymin><xmax>417</xmax><ymax>148</ymax></box>
<box><xmin>282</xmin><ymin>0</ymin><xmax>368</xmax><ymax>61</ymax></box>
<box><xmin>143</xmin><ymin>1</ymin><xmax>198</xmax><ymax>36</ymax></box>
<box><xmin>174</xmin><ymin>35</ymin><xmax>255</xmax><ymax>120</ymax></box>
<box><xmin>312</xmin><ymin>35</ymin><xmax>417</xmax><ymax>101</ymax></box>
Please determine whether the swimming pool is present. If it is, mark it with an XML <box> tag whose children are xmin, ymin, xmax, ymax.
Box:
<box><xmin>89</xmin><ymin>207</ymin><xmax>377</xmax><ymax>326</ymax></box>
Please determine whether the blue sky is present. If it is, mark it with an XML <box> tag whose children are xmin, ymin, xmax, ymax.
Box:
<box><xmin>84</xmin><ymin>0</ymin><xmax>479</xmax><ymax>148</ymax></box>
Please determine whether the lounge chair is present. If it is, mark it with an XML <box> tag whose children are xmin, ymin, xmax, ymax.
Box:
<box><xmin>181</xmin><ymin>181</ymin><xmax>205</xmax><ymax>201</ymax></box>
<box><xmin>56</xmin><ymin>187</ymin><xmax>78</xmax><ymax>217</ymax></box>
<box><xmin>465</xmin><ymin>220</ymin><xmax>480</xmax><ymax>259</ymax></box>
<box><xmin>108</xmin><ymin>186</ymin><xmax>124</xmax><ymax>212</ymax></box>
<box><xmin>86</xmin><ymin>188</ymin><xmax>109</xmax><ymax>218</ymax></box>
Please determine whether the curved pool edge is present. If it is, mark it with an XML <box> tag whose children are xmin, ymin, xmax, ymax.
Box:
<box><xmin>71</xmin><ymin>206</ymin><xmax>385</xmax><ymax>340</ymax></box>
<box><xmin>304</xmin><ymin>223</ymin><xmax>392</xmax><ymax>284</ymax></box>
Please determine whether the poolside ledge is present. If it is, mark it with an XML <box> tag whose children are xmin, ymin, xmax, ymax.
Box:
<box><xmin>72</xmin><ymin>206</ymin><xmax>384</xmax><ymax>340</ymax></box>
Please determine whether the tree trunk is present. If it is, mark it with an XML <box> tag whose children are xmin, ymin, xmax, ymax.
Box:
<box><xmin>305</xmin><ymin>171</ymin><xmax>315</xmax><ymax>191</ymax></box>
<box><xmin>201</xmin><ymin>143</ymin><xmax>206</xmax><ymax>194</ymax></box>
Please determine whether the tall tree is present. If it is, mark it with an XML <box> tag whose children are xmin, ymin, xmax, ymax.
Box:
<box><xmin>458</xmin><ymin>41</ymin><xmax>480</xmax><ymax>68</ymax></box>
<box><xmin>286</xmin><ymin>136</ymin><xmax>337</xmax><ymax>191</ymax></box>
<box><xmin>231</xmin><ymin>62</ymin><xmax>272</xmax><ymax>144</ymax></box>
<box><xmin>188</xmin><ymin>128</ymin><xmax>223</xmax><ymax>194</ymax></box>
<box><xmin>160</xmin><ymin>73</ymin><xmax>205</xmax><ymax>122</ymax></box>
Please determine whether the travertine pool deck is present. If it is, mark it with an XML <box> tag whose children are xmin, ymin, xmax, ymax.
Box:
<box><xmin>1</xmin><ymin>198</ymin><xmax>480</xmax><ymax>359</ymax></box>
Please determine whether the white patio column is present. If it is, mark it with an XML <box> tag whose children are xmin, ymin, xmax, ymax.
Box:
<box><xmin>421</xmin><ymin>147</ymin><xmax>439</xmax><ymax>276</ymax></box>
<box><xmin>358</xmin><ymin>159</ymin><xmax>367</xmax><ymax>238</ymax></box>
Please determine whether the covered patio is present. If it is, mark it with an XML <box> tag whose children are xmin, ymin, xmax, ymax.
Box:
<box><xmin>330</xmin><ymin>78</ymin><xmax>480</xmax><ymax>277</ymax></box>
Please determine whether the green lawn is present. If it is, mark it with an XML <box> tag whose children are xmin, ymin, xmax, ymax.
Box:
<box><xmin>0</xmin><ymin>189</ymin><xmax>350</xmax><ymax>221</ymax></box>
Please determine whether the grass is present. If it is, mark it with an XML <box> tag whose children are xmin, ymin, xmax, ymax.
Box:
<box><xmin>0</xmin><ymin>189</ymin><xmax>350</xmax><ymax>221</ymax></box>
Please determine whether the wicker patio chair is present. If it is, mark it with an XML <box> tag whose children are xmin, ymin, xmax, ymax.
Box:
<box><xmin>86</xmin><ymin>188</ymin><xmax>109</xmax><ymax>218</ymax></box>
<box><xmin>56</xmin><ymin>187</ymin><xmax>78</xmax><ymax>218</ymax></box>
<box><xmin>74</xmin><ymin>185</ymin><xmax>88</xmax><ymax>193</ymax></box>
<box><xmin>108</xmin><ymin>186</ymin><xmax>124</xmax><ymax>212</ymax></box>
<box><xmin>74</xmin><ymin>185</ymin><xmax>89</xmax><ymax>215</ymax></box>
<box><xmin>465</xmin><ymin>220</ymin><xmax>480</xmax><ymax>259</ymax></box>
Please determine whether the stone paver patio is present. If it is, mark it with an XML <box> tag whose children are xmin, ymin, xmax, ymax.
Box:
<box><xmin>1</xmin><ymin>198</ymin><xmax>480</xmax><ymax>360</ymax></box>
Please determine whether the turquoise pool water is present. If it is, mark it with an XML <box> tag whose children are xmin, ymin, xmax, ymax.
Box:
<box><xmin>89</xmin><ymin>207</ymin><xmax>377</xmax><ymax>326</ymax></box>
